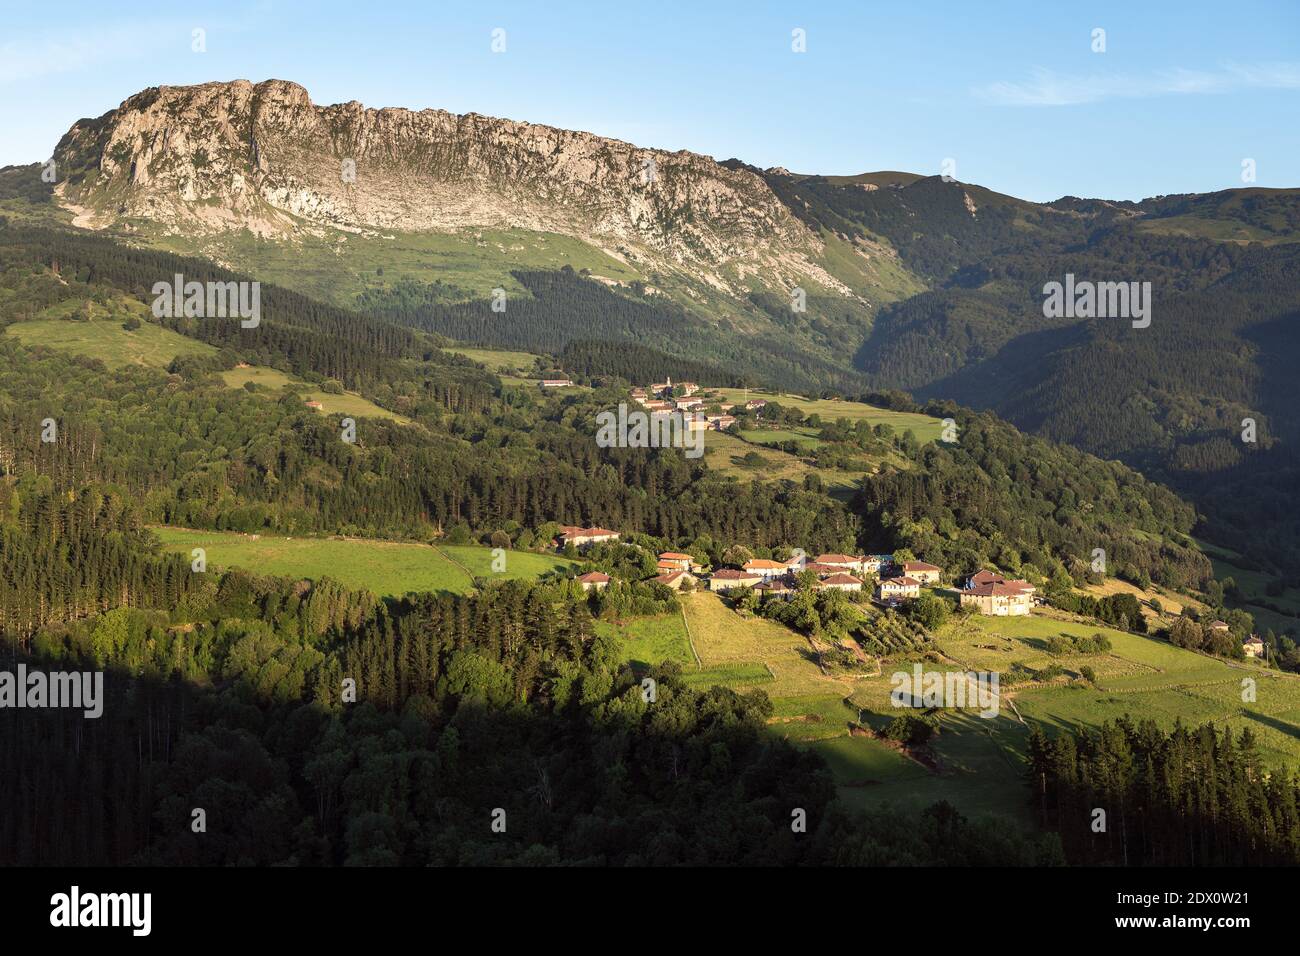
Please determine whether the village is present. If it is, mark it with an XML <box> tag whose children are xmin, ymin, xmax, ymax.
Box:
<box><xmin>543</xmin><ymin>374</ymin><xmax>1270</xmax><ymax>660</ymax></box>
<box><xmin>555</xmin><ymin>523</ymin><xmax>1038</xmax><ymax>615</ymax></box>
<box><xmin>540</xmin><ymin>373</ymin><xmax>757</xmax><ymax>432</ymax></box>
<box><xmin>551</xmin><ymin>375</ymin><xmax>1047</xmax><ymax>619</ymax></box>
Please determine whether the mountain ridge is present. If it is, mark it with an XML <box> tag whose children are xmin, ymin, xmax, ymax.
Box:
<box><xmin>52</xmin><ymin>78</ymin><xmax>863</xmax><ymax>301</ymax></box>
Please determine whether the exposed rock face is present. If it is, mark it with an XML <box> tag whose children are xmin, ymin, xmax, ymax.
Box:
<box><xmin>54</xmin><ymin>79</ymin><xmax>848</xmax><ymax>293</ymax></box>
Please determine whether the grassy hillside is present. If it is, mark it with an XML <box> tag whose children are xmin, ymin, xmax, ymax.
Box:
<box><xmin>702</xmin><ymin>430</ymin><xmax>869</xmax><ymax>497</ymax></box>
<box><xmin>221</xmin><ymin>365</ymin><xmax>411</xmax><ymax>423</ymax></box>
<box><xmin>681</xmin><ymin>593</ymin><xmax>1300</xmax><ymax>824</ymax></box>
<box><xmin>598</xmin><ymin>611</ymin><xmax>697</xmax><ymax>669</ymax></box>
<box><xmin>151</xmin><ymin>527</ymin><xmax>574</xmax><ymax>597</ymax></box>
<box><xmin>5</xmin><ymin>303</ymin><xmax>218</xmax><ymax>368</ymax></box>
<box><xmin>146</xmin><ymin>225</ymin><xmax>644</xmax><ymax>308</ymax></box>
<box><xmin>715</xmin><ymin>388</ymin><xmax>946</xmax><ymax>443</ymax></box>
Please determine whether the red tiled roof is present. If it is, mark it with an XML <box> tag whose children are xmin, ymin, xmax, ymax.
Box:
<box><xmin>881</xmin><ymin>576</ymin><xmax>921</xmax><ymax>588</ymax></box>
<box><xmin>577</xmin><ymin>572</ymin><xmax>610</xmax><ymax>583</ymax></box>
<box><xmin>904</xmin><ymin>561</ymin><xmax>941</xmax><ymax>572</ymax></box>
<box><xmin>822</xmin><ymin>573</ymin><xmax>863</xmax><ymax>586</ymax></box>
<box><xmin>652</xmin><ymin>571</ymin><xmax>689</xmax><ymax>585</ymax></box>
<box><xmin>965</xmin><ymin>581</ymin><xmax>1032</xmax><ymax>597</ymax></box>
<box><xmin>712</xmin><ymin>569</ymin><xmax>759</xmax><ymax>580</ymax></box>
<box><xmin>815</xmin><ymin>554</ymin><xmax>858</xmax><ymax>564</ymax></box>
<box><xmin>659</xmin><ymin>552</ymin><xmax>694</xmax><ymax>560</ymax></box>
<box><xmin>744</xmin><ymin>559</ymin><xmax>787</xmax><ymax>570</ymax></box>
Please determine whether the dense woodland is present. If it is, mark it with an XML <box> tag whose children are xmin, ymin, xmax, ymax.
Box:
<box><xmin>359</xmin><ymin>266</ymin><xmax>866</xmax><ymax>394</ymax></box>
<box><xmin>1029</xmin><ymin>718</ymin><xmax>1300</xmax><ymax>865</ymax></box>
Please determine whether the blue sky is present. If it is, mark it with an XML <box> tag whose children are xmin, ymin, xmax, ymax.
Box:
<box><xmin>1</xmin><ymin>0</ymin><xmax>1297</xmax><ymax>201</ymax></box>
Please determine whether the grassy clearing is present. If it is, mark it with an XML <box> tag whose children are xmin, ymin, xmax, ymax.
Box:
<box><xmin>220</xmin><ymin>365</ymin><xmax>412</xmax><ymax>423</ymax></box>
<box><xmin>1136</xmin><ymin>215</ymin><xmax>1297</xmax><ymax>246</ymax></box>
<box><xmin>6</xmin><ymin>301</ymin><xmax>218</xmax><ymax>369</ymax></box>
<box><xmin>442</xmin><ymin>346</ymin><xmax>546</xmax><ymax>375</ymax></box>
<box><xmin>150</xmin><ymin>527</ymin><xmax>573</xmax><ymax>597</ymax></box>
<box><xmin>597</xmin><ymin>612</ymin><xmax>696</xmax><ymax>668</ymax></box>
<box><xmin>703</xmin><ymin>430</ymin><xmax>867</xmax><ymax>497</ymax></box>
<box><xmin>737</xmin><ymin>427</ymin><xmax>824</xmax><ymax>449</ymax></box>
<box><xmin>714</xmin><ymin>389</ymin><xmax>946</xmax><ymax>444</ymax></box>
<box><xmin>1082</xmin><ymin>577</ymin><xmax>1207</xmax><ymax>624</ymax></box>
<box><xmin>680</xmin><ymin>591</ymin><xmax>863</xmax><ymax>699</ymax></box>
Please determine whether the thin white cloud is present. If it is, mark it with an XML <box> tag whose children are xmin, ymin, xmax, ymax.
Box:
<box><xmin>0</xmin><ymin>23</ymin><xmax>181</xmax><ymax>85</ymax></box>
<box><xmin>974</xmin><ymin>62</ymin><xmax>1300</xmax><ymax>107</ymax></box>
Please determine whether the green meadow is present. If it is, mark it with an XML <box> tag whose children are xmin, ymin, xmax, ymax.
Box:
<box><xmin>715</xmin><ymin>388</ymin><xmax>946</xmax><ymax>443</ymax></box>
<box><xmin>151</xmin><ymin>527</ymin><xmax>573</xmax><ymax>597</ymax></box>
<box><xmin>150</xmin><ymin>225</ymin><xmax>642</xmax><ymax>308</ymax></box>
<box><xmin>220</xmin><ymin>365</ymin><xmax>411</xmax><ymax>423</ymax></box>
<box><xmin>5</xmin><ymin>298</ymin><xmax>218</xmax><ymax>369</ymax></box>
<box><xmin>597</xmin><ymin>611</ymin><xmax>697</xmax><ymax>669</ymax></box>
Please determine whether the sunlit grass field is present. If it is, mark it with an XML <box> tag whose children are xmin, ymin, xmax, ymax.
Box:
<box><xmin>151</xmin><ymin>527</ymin><xmax>573</xmax><ymax>597</ymax></box>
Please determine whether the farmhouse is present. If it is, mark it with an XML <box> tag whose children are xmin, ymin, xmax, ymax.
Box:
<box><xmin>557</xmin><ymin>526</ymin><xmax>621</xmax><ymax>549</ymax></box>
<box><xmin>658</xmin><ymin>552</ymin><xmax>697</xmax><ymax>572</ymax></box>
<box><xmin>1210</xmin><ymin>620</ymin><xmax>1230</xmax><ymax>633</ymax></box>
<box><xmin>784</xmin><ymin>552</ymin><xmax>807</xmax><ymax>572</ymax></box>
<box><xmin>707</xmin><ymin>414</ymin><xmax>738</xmax><ymax>430</ymax></box>
<box><xmin>745</xmin><ymin>400</ymin><xmax>767</xmax><ymax>411</ymax></box>
<box><xmin>304</xmin><ymin>400</ymin><xmax>324</xmax><ymax>409</ymax></box>
<box><xmin>876</xmin><ymin>576</ymin><xmax>921</xmax><ymax>604</ymax></box>
<box><xmin>652</xmin><ymin>570</ymin><xmax>696</xmax><ymax>590</ymax></box>
<box><xmin>708</xmin><ymin>569</ymin><xmax>762</xmax><ymax>591</ymax></box>
<box><xmin>964</xmin><ymin>569</ymin><xmax>1036</xmax><ymax>594</ymax></box>
<box><xmin>540</xmin><ymin>378</ymin><xmax>574</xmax><ymax>388</ymax></box>
<box><xmin>959</xmin><ymin>579</ymin><xmax>1034</xmax><ymax>616</ymax></box>
<box><xmin>743</xmin><ymin>558</ymin><xmax>789</xmax><ymax>581</ymax></box>
<box><xmin>1243</xmin><ymin>635</ymin><xmax>1265</xmax><ymax>658</ymax></box>
<box><xmin>815</xmin><ymin>553</ymin><xmax>863</xmax><ymax>572</ymax></box>
<box><xmin>820</xmin><ymin>572</ymin><xmax>864</xmax><ymax>592</ymax></box>
<box><xmin>674</xmin><ymin>397</ymin><xmax>704</xmax><ymax>411</ymax></box>
<box><xmin>755</xmin><ymin>579</ymin><xmax>796</xmax><ymax>601</ymax></box>
<box><xmin>901</xmin><ymin>560</ymin><xmax>942</xmax><ymax>585</ymax></box>
<box><xmin>577</xmin><ymin>571</ymin><xmax>610</xmax><ymax>592</ymax></box>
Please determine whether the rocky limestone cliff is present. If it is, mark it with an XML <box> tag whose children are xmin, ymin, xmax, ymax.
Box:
<box><xmin>54</xmin><ymin>79</ymin><xmax>850</xmax><ymax>295</ymax></box>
